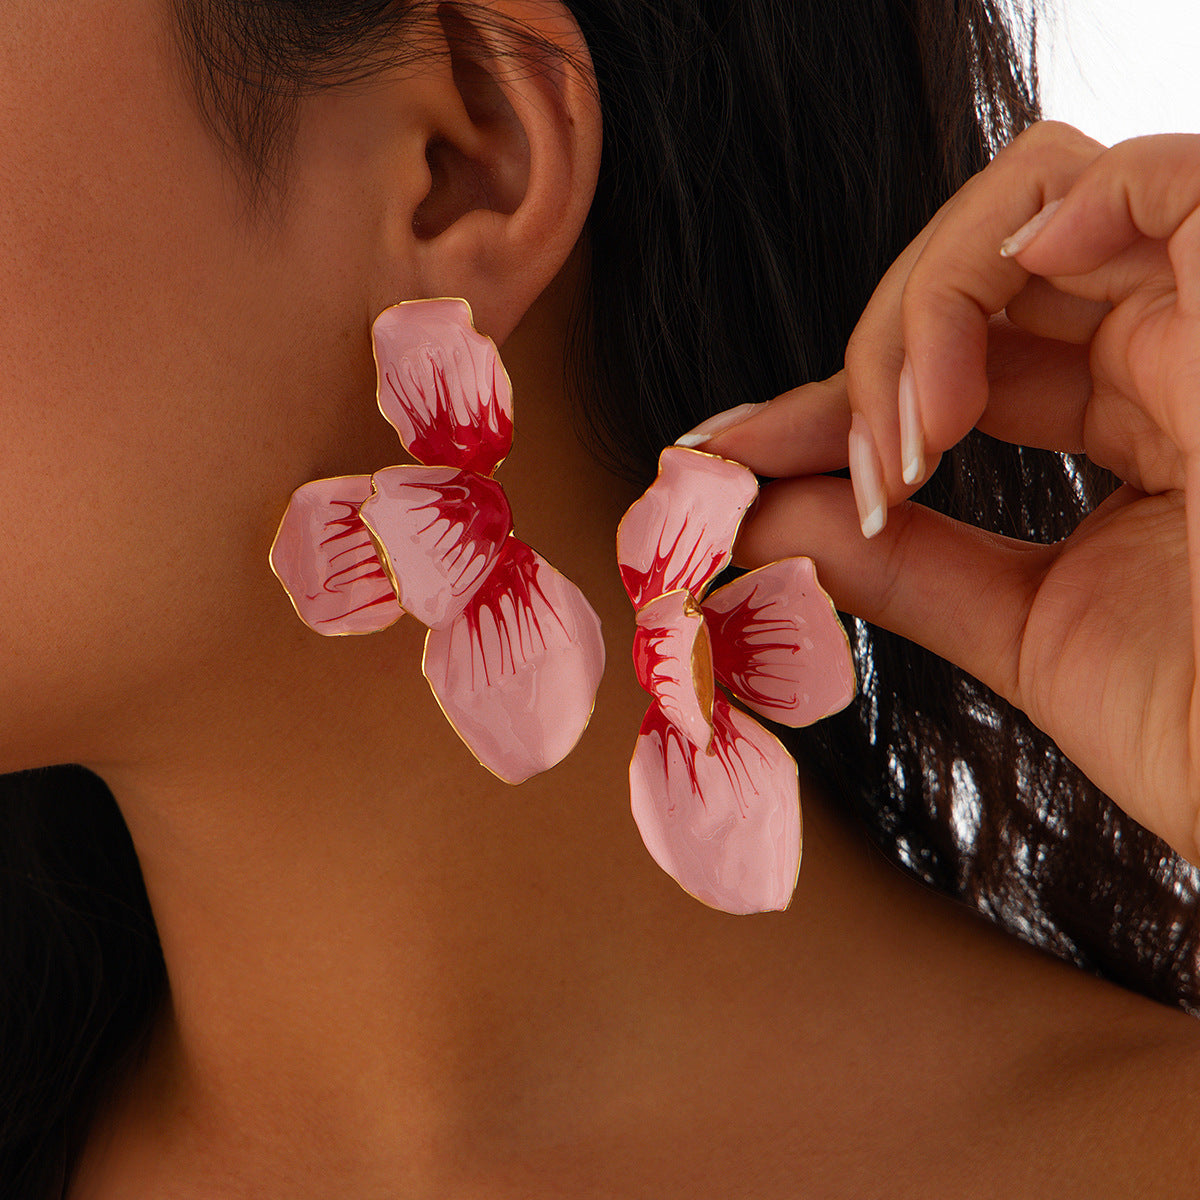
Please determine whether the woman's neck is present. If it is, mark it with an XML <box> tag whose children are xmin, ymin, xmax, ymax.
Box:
<box><xmin>73</xmin><ymin>278</ymin><xmax>1192</xmax><ymax>1199</ymax></box>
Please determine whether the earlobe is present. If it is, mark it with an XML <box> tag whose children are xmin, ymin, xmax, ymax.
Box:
<box><xmin>404</xmin><ymin>1</ymin><xmax>601</xmax><ymax>341</ymax></box>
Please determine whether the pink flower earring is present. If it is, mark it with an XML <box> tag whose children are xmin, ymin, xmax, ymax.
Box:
<box><xmin>616</xmin><ymin>446</ymin><xmax>856</xmax><ymax>914</ymax></box>
<box><xmin>270</xmin><ymin>298</ymin><xmax>605</xmax><ymax>784</ymax></box>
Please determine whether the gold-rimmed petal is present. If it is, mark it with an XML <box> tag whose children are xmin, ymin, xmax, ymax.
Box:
<box><xmin>629</xmin><ymin>694</ymin><xmax>802</xmax><ymax>915</ymax></box>
<box><xmin>269</xmin><ymin>475</ymin><xmax>403</xmax><ymax>636</ymax></box>
<box><xmin>422</xmin><ymin>538</ymin><xmax>605</xmax><ymax>784</ymax></box>
<box><xmin>702</xmin><ymin>557</ymin><xmax>856</xmax><ymax>728</ymax></box>
<box><xmin>373</xmin><ymin>298</ymin><xmax>514</xmax><ymax>477</ymax></box>
<box><xmin>632</xmin><ymin>590</ymin><xmax>715</xmax><ymax>752</ymax></box>
<box><xmin>616</xmin><ymin>446</ymin><xmax>758</xmax><ymax>610</ymax></box>
<box><xmin>359</xmin><ymin>465</ymin><xmax>512</xmax><ymax>631</ymax></box>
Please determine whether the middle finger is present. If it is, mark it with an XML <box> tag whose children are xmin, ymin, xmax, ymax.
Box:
<box><xmin>848</xmin><ymin>121</ymin><xmax>1105</xmax><ymax>519</ymax></box>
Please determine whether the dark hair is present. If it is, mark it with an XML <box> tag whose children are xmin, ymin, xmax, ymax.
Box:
<box><xmin>4</xmin><ymin>1</ymin><xmax>1198</xmax><ymax>1194</ymax></box>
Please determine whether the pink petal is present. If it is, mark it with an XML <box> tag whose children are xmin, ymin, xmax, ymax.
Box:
<box><xmin>423</xmin><ymin>539</ymin><xmax>605</xmax><ymax>784</ymax></box>
<box><xmin>359</xmin><ymin>466</ymin><xmax>512</xmax><ymax>631</ymax></box>
<box><xmin>702</xmin><ymin>558</ymin><xmax>856</xmax><ymax>727</ymax></box>
<box><xmin>616</xmin><ymin>447</ymin><xmax>758</xmax><ymax>610</ymax></box>
<box><xmin>269</xmin><ymin>476</ymin><xmax>403</xmax><ymax>636</ymax></box>
<box><xmin>629</xmin><ymin>695</ymin><xmax>801</xmax><ymax>915</ymax></box>
<box><xmin>373</xmin><ymin>299</ymin><xmax>514</xmax><ymax>475</ymax></box>
<box><xmin>632</xmin><ymin>590</ymin><xmax>714</xmax><ymax>751</ymax></box>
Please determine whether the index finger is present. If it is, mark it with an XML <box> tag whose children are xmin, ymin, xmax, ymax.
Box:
<box><xmin>1010</xmin><ymin>133</ymin><xmax>1200</xmax><ymax>313</ymax></box>
<box><xmin>894</xmin><ymin>121</ymin><xmax>1105</xmax><ymax>463</ymax></box>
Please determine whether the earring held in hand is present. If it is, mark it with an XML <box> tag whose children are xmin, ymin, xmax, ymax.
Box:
<box><xmin>616</xmin><ymin>446</ymin><xmax>857</xmax><ymax>914</ymax></box>
<box><xmin>270</xmin><ymin>298</ymin><xmax>606</xmax><ymax>785</ymax></box>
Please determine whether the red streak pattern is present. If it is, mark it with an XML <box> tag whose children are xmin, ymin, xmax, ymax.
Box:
<box><xmin>642</xmin><ymin>695</ymin><xmax>770</xmax><ymax>819</ymax></box>
<box><xmin>385</xmin><ymin>356</ymin><xmax>514</xmax><ymax>477</ymax></box>
<box><xmin>620</xmin><ymin>516</ymin><xmax>726</xmax><ymax>612</ymax></box>
<box><xmin>458</xmin><ymin>540</ymin><xmax>569</xmax><ymax>689</ymax></box>
<box><xmin>404</xmin><ymin>474</ymin><xmax>510</xmax><ymax>600</ymax></box>
<box><xmin>706</xmin><ymin>590</ymin><xmax>801</xmax><ymax>712</ymax></box>
<box><xmin>313</xmin><ymin>499</ymin><xmax>396</xmax><ymax>624</ymax></box>
<box><xmin>632</xmin><ymin>621</ymin><xmax>678</xmax><ymax>700</ymax></box>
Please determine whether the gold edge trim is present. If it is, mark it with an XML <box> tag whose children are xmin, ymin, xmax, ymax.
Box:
<box><xmin>633</xmin><ymin>589</ymin><xmax>716</xmax><ymax>749</ymax></box>
<box><xmin>371</xmin><ymin>297</ymin><xmax>516</xmax><ymax>477</ymax></box>
<box><xmin>419</xmin><ymin>625</ymin><xmax>520</xmax><ymax>784</ymax></box>
<box><xmin>357</xmin><ymin>472</ymin><xmax>407</xmax><ymax>610</ymax></box>
<box><xmin>267</xmin><ymin>474</ymin><xmax>404</xmax><ymax>639</ymax></box>
<box><xmin>627</xmin><ymin>710</ymin><xmax>802</xmax><ymax>915</ymax></box>
<box><xmin>617</xmin><ymin>445</ymin><xmax>760</xmax><ymax>608</ymax></box>
<box><xmin>807</xmin><ymin>558</ymin><xmax>858</xmax><ymax>706</ymax></box>
<box><xmin>701</xmin><ymin>557</ymin><xmax>859</xmax><ymax>713</ymax></box>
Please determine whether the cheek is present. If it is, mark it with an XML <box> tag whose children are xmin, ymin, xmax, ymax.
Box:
<box><xmin>0</xmin><ymin>1</ymin><xmax>332</xmax><ymax>766</ymax></box>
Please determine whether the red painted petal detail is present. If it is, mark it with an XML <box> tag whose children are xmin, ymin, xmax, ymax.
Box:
<box><xmin>632</xmin><ymin>590</ymin><xmax>714</xmax><ymax>751</ymax></box>
<box><xmin>702</xmin><ymin>558</ymin><xmax>856</xmax><ymax>727</ymax></box>
<box><xmin>269</xmin><ymin>476</ymin><xmax>403</xmax><ymax>636</ymax></box>
<box><xmin>373</xmin><ymin>299</ymin><xmax>514</xmax><ymax>475</ymax></box>
<box><xmin>616</xmin><ymin>447</ymin><xmax>758</xmax><ymax>610</ymax></box>
<box><xmin>629</xmin><ymin>695</ymin><xmax>801</xmax><ymax>915</ymax></box>
<box><xmin>423</xmin><ymin>539</ymin><xmax>605</xmax><ymax>784</ymax></box>
<box><xmin>359</xmin><ymin>466</ymin><xmax>512</xmax><ymax>631</ymax></box>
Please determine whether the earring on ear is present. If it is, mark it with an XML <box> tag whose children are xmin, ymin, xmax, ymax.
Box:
<box><xmin>616</xmin><ymin>446</ymin><xmax>857</xmax><ymax>914</ymax></box>
<box><xmin>270</xmin><ymin>298</ymin><xmax>605</xmax><ymax>785</ymax></box>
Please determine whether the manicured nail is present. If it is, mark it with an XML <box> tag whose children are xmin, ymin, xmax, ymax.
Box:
<box><xmin>898</xmin><ymin>356</ymin><xmax>925</xmax><ymax>486</ymax></box>
<box><xmin>675</xmin><ymin>402</ymin><xmax>766</xmax><ymax>448</ymax></box>
<box><xmin>847</xmin><ymin>413</ymin><xmax>886</xmax><ymax>539</ymax></box>
<box><xmin>1000</xmin><ymin>197</ymin><xmax>1063</xmax><ymax>258</ymax></box>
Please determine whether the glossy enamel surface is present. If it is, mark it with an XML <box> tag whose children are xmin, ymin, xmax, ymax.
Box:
<box><xmin>373</xmin><ymin>299</ymin><xmax>514</xmax><ymax>477</ymax></box>
<box><xmin>360</xmin><ymin>465</ymin><xmax>512</xmax><ymax>631</ymax></box>
<box><xmin>270</xmin><ymin>475</ymin><xmax>403</xmax><ymax>636</ymax></box>
<box><xmin>618</xmin><ymin>446</ymin><xmax>855</xmax><ymax>913</ymax></box>
<box><xmin>616</xmin><ymin>447</ymin><xmax>758</xmax><ymax>610</ymax></box>
<box><xmin>703</xmin><ymin>557</ymin><xmax>856</xmax><ymax>727</ymax></box>
<box><xmin>630</xmin><ymin>695</ymin><xmax>801</xmax><ymax>915</ymax></box>
<box><xmin>272</xmin><ymin>299</ymin><xmax>604</xmax><ymax>783</ymax></box>
<box><xmin>423</xmin><ymin>540</ymin><xmax>606</xmax><ymax>784</ymax></box>
<box><xmin>632</xmin><ymin>590</ymin><xmax>715</xmax><ymax>752</ymax></box>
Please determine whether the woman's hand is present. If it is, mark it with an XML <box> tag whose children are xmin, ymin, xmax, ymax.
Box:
<box><xmin>698</xmin><ymin>121</ymin><xmax>1200</xmax><ymax>866</ymax></box>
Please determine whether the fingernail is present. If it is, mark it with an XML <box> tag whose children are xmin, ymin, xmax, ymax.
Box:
<box><xmin>1000</xmin><ymin>197</ymin><xmax>1063</xmax><ymax>258</ymax></box>
<box><xmin>848</xmin><ymin>413</ymin><xmax>887</xmax><ymax>539</ymax></box>
<box><xmin>898</xmin><ymin>357</ymin><xmax>925</xmax><ymax>486</ymax></box>
<box><xmin>675</xmin><ymin>402</ymin><xmax>766</xmax><ymax>448</ymax></box>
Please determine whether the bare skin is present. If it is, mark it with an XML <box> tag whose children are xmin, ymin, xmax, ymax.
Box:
<box><xmin>71</xmin><ymin>277</ymin><xmax>1200</xmax><ymax>1200</ymax></box>
<box><xmin>0</xmin><ymin>3</ymin><xmax>1194</xmax><ymax>1198</ymax></box>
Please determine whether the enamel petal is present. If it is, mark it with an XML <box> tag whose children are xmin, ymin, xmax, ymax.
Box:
<box><xmin>629</xmin><ymin>695</ymin><xmax>801</xmax><ymax>915</ymax></box>
<box><xmin>632</xmin><ymin>590</ymin><xmax>714</xmax><ymax>750</ymax></box>
<box><xmin>373</xmin><ymin>299</ymin><xmax>514</xmax><ymax>475</ymax></box>
<box><xmin>702</xmin><ymin>558</ymin><xmax>856</xmax><ymax>727</ymax></box>
<box><xmin>269</xmin><ymin>476</ymin><xmax>403</xmax><ymax>636</ymax></box>
<box><xmin>423</xmin><ymin>539</ymin><xmax>605</xmax><ymax>784</ymax></box>
<box><xmin>360</xmin><ymin>465</ymin><xmax>512</xmax><ymax>631</ymax></box>
<box><xmin>616</xmin><ymin>447</ymin><xmax>758</xmax><ymax>610</ymax></box>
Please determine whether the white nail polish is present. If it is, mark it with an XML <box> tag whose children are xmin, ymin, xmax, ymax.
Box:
<box><xmin>1000</xmin><ymin>197</ymin><xmax>1063</xmax><ymax>258</ymax></box>
<box><xmin>860</xmin><ymin>502</ymin><xmax>886</xmax><ymax>540</ymax></box>
<box><xmin>848</xmin><ymin>414</ymin><xmax>888</xmax><ymax>540</ymax></box>
<box><xmin>899</xmin><ymin>357</ymin><xmax>925</xmax><ymax>486</ymax></box>
<box><xmin>675</xmin><ymin>402</ymin><xmax>765</xmax><ymax>448</ymax></box>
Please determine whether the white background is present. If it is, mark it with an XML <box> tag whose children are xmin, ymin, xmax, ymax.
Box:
<box><xmin>1038</xmin><ymin>0</ymin><xmax>1200</xmax><ymax>143</ymax></box>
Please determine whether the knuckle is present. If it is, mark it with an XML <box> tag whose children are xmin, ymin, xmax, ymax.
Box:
<box><xmin>872</xmin><ymin>503</ymin><xmax>918</xmax><ymax>622</ymax></box>
<box><xmin>1009</xmin><ymin>118</ymin><xmax>1092</xmax><ymax>156</ymax></box>
<box><xmin>992</xmin><ymin>120</ymin><xmax>1104</xmax><ymax>184</ymax></box>
<box><xmin>844</xmin><ymin>336</ymin><xmax>904</xmax><ymax>425</ymax></box>
<box><xmin>843</xmin><ymin>326</ymin><xmax>889</xmax><ymax>401</ymax></box>
<box><xmin>900</xmin><ymin>264</ymin><xmax>964</xmax><ymax>335</ymax></box>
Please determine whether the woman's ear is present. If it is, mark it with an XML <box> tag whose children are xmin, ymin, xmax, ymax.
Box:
<box><xmin>383</xmin><ymin>1</ymin><xmax>601</xmax><ymax>342</ymax></box>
